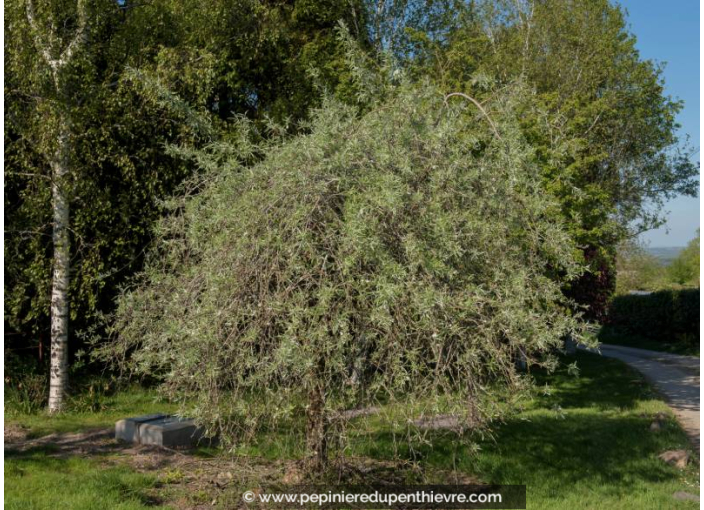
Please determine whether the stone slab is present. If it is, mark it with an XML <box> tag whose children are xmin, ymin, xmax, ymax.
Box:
<box><xmin>115</xmin><ymin>414</ymin><xmax>207</xmax><ymax>447</ymax></box>
<box><xmin>115</xmin><ymin>413</ymin><xmax>167</xmax><ymax>443</ymax></box>
<box><xmin>139</xmin><ymin>416</ymin><xmax>205</xmax><ymax>447</ymax></box>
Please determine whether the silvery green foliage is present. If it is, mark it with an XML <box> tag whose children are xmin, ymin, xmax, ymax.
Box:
<box><xmin>109</xmin><ymin>78</ymin><xmax>583</xmax><ymax>452</ymax></box>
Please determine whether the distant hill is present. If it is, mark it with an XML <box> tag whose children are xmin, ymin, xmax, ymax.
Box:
<box><xmin>645</xmin><ymin>246</ymin><xmax>685</xmax><ymax>266</ymax></box>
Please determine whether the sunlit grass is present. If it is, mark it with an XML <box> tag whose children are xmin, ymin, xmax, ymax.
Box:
<box><xmin>342</xmin><ymin>352</ymin><xmax>700</xmax><ymax>509</ymax></box>
<box><xmin>4</xmin><ymin>447</ymin><xmax>162</xmax><ymax>510</ymax></box>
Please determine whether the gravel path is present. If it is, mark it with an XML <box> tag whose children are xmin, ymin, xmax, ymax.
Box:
<box><xmin>580</xmin><ymin>343</ymin><xmax>700</xmax><ymax>451</ymax></box>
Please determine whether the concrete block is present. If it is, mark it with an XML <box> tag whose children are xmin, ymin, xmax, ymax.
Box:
<box><xmin>115</xmin><ymin>414</ymin><xmax>207</xmax><ymax>447</ymax></box>
<box><xmin>115</xmin><ymin>413</ymin><xmax>167</xmax><ymax>443</ymax></box>
<box><xmin>138</xmin><ymin>416</ymin><xmax>205</xmax><ymax>447</ymax></box>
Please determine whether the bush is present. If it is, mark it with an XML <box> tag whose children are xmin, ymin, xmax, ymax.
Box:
<box><xmin>605</xmin><ymin>289</ymin><xmax>699</xmax><ymax>347</ymax></box>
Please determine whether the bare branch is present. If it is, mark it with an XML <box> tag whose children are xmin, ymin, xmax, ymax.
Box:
<box><xmin>583</xmin><ymin>112</ymin><xmax>602</xmax><ymax>137</ymax></box>
<box><xmin>6</xmin><ymin>171</ymin><xmax>52</xmax><ymax>181</ymax></box>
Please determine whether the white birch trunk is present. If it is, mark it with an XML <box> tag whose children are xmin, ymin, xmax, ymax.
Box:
<box><xmin>48</xmin><ymin>130</ymin><xmax>70</xmax><ymax>413</ymax></box>
<box><xmin>25</xmin><ymin>0</ymin><xmax>87</xmax><ymax>413</ymax></box>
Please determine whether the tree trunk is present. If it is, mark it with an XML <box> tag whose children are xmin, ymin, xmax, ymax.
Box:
<box><xmin>304</xmin><ymin>377</ymin><xmax>328</xmax><ymax>473</ymax></box>
<box><xmin>48</xmin><ymin>129</ymin><xmax>70</xmax><ymax>414</ymax></box>
<box><xmin>24</xmin><ymin>0</ymin><xmax>87</xmax><ymax>414</ymax></box>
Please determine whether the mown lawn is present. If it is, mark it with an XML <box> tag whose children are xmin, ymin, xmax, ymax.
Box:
<box><xmin>5</xmin><ymin>352</ymin><xmax>700</xmax><ymax>509</ymax></box>
<box><xmin>5</xmin><ymin>386</ymin><xmax>175</xmax><ymax>509</ymax></box>
<box><xmin>435</xmin><ymin>352</ymin><xmax>699</xmax><ymax>509</ymax></box>
<box><xmin>4</xmin><ymin>447</ymin><xmax>160</xmax><ymax>510</ymax></box>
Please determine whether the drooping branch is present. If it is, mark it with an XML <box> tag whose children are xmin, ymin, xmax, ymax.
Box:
<box><xmin>444</xmin><ymin>92</ymin><xmax>503</xmax><ymax>141</ymax></box>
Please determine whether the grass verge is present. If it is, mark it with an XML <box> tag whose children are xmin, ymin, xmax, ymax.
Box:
<box><xmin>333</xmin><ymin>352</ymin><xmax>699</xmax><ymax>509</ymax></box>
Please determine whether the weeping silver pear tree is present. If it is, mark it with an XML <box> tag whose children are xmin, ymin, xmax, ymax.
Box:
<box><xmin>24</xmin><ymin>0</ymin><xmax>89</xmax><ymax>413</ymax></box>
<box><xmin>106</xmin><ymin>54</ymin><xmax>585</xmax><ymax>471</ymax></box>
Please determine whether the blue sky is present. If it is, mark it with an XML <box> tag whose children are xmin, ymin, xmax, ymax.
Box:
<box><xmin>616</xmin><ymin>0</ymin><xmax>700</xmax><ymax>247</ymax></box>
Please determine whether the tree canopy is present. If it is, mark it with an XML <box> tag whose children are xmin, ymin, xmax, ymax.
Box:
<box><xmin>668</xmin><ymin>231</ymin><xmax>700</xmax><ymax>287</ymax></box>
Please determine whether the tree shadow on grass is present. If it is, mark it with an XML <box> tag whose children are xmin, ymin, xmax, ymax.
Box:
<box><xmin>354</xmin><ymin>410</ymin><xmax>688</xmax><ymax>490</ymax></box>
<box><xmin>469</xmin><ymin>412</ymin><xmax>688</xmax><ymax>487</ymax></box>
<box><xmin>529</xmin><ymin>351</ymin><xmax>658</xmax><ymax>411</ymax></box>
<box><xmin>351</xmin><ymin>352</ymin><xmax>692</xmax><ymax>492</ymax></box>
<box><xmin>5</xmin><ymin>432</ymin><xmax>191</xmax><ymax>472</ymax></box>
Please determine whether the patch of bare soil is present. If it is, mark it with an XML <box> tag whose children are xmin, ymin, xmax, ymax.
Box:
<box><xmin>4</xmin><ymin>427</ymin><xmax>283</xmax><ymax>508</ymax></box>
<box><xmin>332</xmin><ymin>406</ymin><xmax>381</xmax><ymax>421</ymax></box>
<box><xmin>4</xmin><ymin>423</ymin><xmax>30</xmax><ymax>444</ymax></box>
<box><xmin>5</xmin><ymin>427</ymin><xmax>116</xmax><ymax>456</ymax></box>
<box><xmin>413</xmin><ymin>414</ymin><xmax>465</xmax><ymax>432</ymax></box>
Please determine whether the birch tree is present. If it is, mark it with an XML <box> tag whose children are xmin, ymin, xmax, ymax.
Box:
<box><xmin>23</xmin><ymin>0</ymin><xmax>89</xmax><ymax>412</ymax></box>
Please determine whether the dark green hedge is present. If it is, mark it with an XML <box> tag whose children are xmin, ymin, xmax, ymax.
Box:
<box><xmin>605</xmin><ymin>289</ymin><xmax>699</xmax><ymax>347</ymax></box>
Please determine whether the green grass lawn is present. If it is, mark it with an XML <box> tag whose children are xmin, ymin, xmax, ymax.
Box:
<box><xmin>5</xmin><ymin>385</ymin><xmax>176</xmax><ymax>509</ymax></box>
<box><xmin>5</xmin><ymin>447</ymin><xmax>160</xmax><ymax>510</ymax></box>
<box><xmin>598</xmin><ymin>325</ymin><xmax>700</xmax><ymax>357</ymax></box>
<box><xmin>461</xmin><ymin>352</ymin><xmax>699</xmax><ymax>509</ymax></box>
<box><xmin>5</xmin><ymin>352</ymin><xmax>700</xmax><ymax>509</ymax></box>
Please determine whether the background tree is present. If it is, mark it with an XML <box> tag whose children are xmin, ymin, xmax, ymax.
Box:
<box><xmin>614</xmin><ymin>240</ymin><xmax>666</xmax><ymax>294</ymax></box>
<box><xmin>668</xmin><ymin>231</ymin><xmax>700</xmax><ymax>286</ymax></box>
<box><xmin>401</xmin><ymin>0</ymin><xmax>699</xmax><ymax>320</ymax></box>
